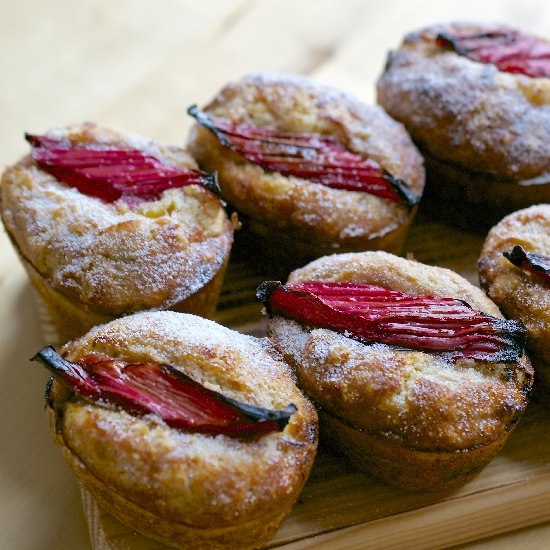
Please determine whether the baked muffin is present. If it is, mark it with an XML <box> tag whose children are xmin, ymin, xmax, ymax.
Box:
<box><xmin>261</xmin><ymin>251</ymin><xmax>532</xmax><ymax>491</ymax></box>
<box><xmin>377</xmin><ymin>22</ymin><xmax>550</xmax><ymax>226</ymax></box>
<box><xmin>187</xmin><ymin>73</ymin><xmax>424</xmax><ymax>266</ymax></box>
<box><xmin>0</xmin><ymin>124</ymin><xmax>235</xmax><ymax>343</ymax></box>
<box><xmin>33</xmin><ymin>311</ymin><xmax>318</xmax><ymax>550</ymax></box>
<box><xmin>479</xmin><ymin>204</ymin><xmax>550</xmax><ymax>390</ymax></box>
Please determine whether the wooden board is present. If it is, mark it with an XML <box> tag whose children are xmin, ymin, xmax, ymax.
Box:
<box><xmin>74</xmin><ymin>211</ymin><xmax>550</xmax><ymax>549</ymax></box>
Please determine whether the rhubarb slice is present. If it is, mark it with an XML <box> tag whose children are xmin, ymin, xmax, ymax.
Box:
<box><xmin>258</xmin><ymin>281</ymin><xmax>526</xmax><ymax>362</ymax></box>
<box><xmin>33</xmin><ymin>346</ymin><xmax>296</xmax><ymax>436</ymax></box>
<box><xmin>188</xmin><ymin>105</ymin><xmax>417</xmax><ymax>208</ymax></box>
<box><xmin>504</xmin><ymin>245</ymin><xmax>550</xmax><ymax>283</ymax></box>
<box><xmin>26</xmin><ymin>134</ymin><xmax>219</xmax><ymax>202</ymax></box>
<box><xmin>436</xmin><ymin>28</ymin><xmax>550</xmax><ymax>78</ymax></box>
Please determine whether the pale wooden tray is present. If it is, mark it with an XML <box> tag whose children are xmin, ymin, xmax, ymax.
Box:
<box><xmin>71</xmin><ymin>212</ymin><xmax>550</xmax><ymax>550</ymax></box>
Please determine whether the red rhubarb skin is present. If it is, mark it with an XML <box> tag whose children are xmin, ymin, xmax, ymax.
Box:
<box><xmin>47</xmin><ymin>312</ymin><xmax>318</xmax><ymax>534</ymax></box>
<box><xmin>27</xmin><ymin>134</ymin><xmax>213</xmax><ymax>203</ymax></box>
<box><xmin>503</xmin><ymin>245</ymin><xmax>550</xmax><ymax>284</ymax></box>
<box><xmin>436</xmin><ymin>28</ymin><xmax>550</xmax><ymax>79</ymax></box>
<box><xmin>188</xmin><ymin>107</ymin><xmax>415</xmax><ymax>206</ymax></box>
<box><xmin>46</xmin><ymin>351</ymin><xmax>290</xmax><ymax>436</ymax></box>
<box><xmin>188</xmin><ymin>73</ymin><xmax>425</xmax><ymax>260</ymax></box>
<box><xmin>264</xmin><ymin>281</ymin><xmax>525</xmax><ymax>363</ymax></box>
<box><xmin>267</xmin><ymin>251</ymin><xmax>533</xmax><ymax>453</ymax></box>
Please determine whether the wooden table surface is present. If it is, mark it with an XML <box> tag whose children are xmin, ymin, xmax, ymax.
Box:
<box><xmin>1</xmin><ymin>1</ymin><xmax>550</xmax><ymax>549</ymax></box>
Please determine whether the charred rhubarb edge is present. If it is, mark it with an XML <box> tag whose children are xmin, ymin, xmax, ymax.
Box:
<box><xmin>32</xmin><ymin>346</ymin><xmax>296</xmax><ymax>436</ymax></box>
<box><xmin>25</xmin><ymin>133</ymin><xmax>220</xmax><ymax>202</ymax></box>
<box><xmin>504</xmin><ymin>245</ymin><xmax>550</xmax><ymax>283</ymax></box>
<box><xmin>188</xmin><ymin>105</ymin><xmax>418</xmax><ymax>208</ymax></box>
<box><xmin>436</xmin><ymin>29</ymin><xmax>550</xmax><ymax>79</ymax></box>
<box><xmin>257</xmin><ymin>281</ymin><xmax>526</xmax><ymax>363</ymax></box>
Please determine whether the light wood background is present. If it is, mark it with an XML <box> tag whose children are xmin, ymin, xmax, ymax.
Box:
<box><xmin>1</xmin><ymin>1</ymin><xmax>549</xmax><ymax>549</ymax></box>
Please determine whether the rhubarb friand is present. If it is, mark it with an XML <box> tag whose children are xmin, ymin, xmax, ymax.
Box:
<box><xmin>36</xmin><ymin>311</ymin><xmax>318</xmax><ymax>550</ymax></box>
<box><xmin>479</xmin><ymin>204</ymin><xmax>550</xmax><ymax>392</ymax></box>
<box><xmin>0</xmin><ymin>124</ymin><xmax>234</xmax><ymax>343</ymax></box>
<box><xmin>377</xmin><ymin>22</ymin><xmax>550</xmax><ymax>225</ymax></box>
<box><xmin>262</xmin><ymin>251</ymin><xmax>533</xmax><ymax>491</ymax></box>
<box><xmin>187</xmin><ymin>73</ymin><xmax>424</xmax><ymax>265</ymax></box>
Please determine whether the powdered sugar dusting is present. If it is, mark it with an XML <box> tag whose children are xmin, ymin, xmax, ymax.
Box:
<box><xmin>267</xmin><ymin>250</ymin><xmax>531</xmax><ymax>450</ymax></box>
<box><xmin>65</xmin><ymin>311</ymin><xmax>298</xmax><ymax>411</ymax></box>
<box><xmin>189</xmin><ymin>72</ymin><xmax>424</xmax><ymax>247</ymax></box>
<box><xmin>59</xmin><ymin>312</ymin><xmax>318</xmax><ymax>526</ymax></box>
<box><xmin>479</xmin><ymin>204</ymin><xmax>550</xmax><ymax>371</ymax></box>
<box><xmin>1</xmin><ymin>124</ymin><xmax>232</xmax><ymax>314</ymax></box>
<box><xmin>269</xmin><ymin>315</ymin><xmax>529</xmax><ymax>451</ymax></box>
<box><xmin>377</xmin><ymin>22</ymin><xmax>550</xmax><ymax>179</ymax></box>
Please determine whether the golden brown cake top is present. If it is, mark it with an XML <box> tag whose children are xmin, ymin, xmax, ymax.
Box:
<box><xmin>188</xmin><ymin>72</ymin><xmax>424</xmax><ymax>246</ymax></box>
<box><xmin>201</xmin><ymin>73</ymin><xmax>424</xmax><ymax>192</ymax></box>
<box><xmin>268</xmin><ymin>251</ymin><xmax>532</xmax><ymax>452</ymax></box>
<box><xmin>479</xmin><ymin>204</ymin><xmax>550</xmax><ymax>367</ymax></box>
<box><xmin>0</xmin><ymin>123</ymin><xmax>234</xmax><ymax>314</ymax></box>
<box><xmin>377</xmin><ymin>22</ymin><xmax>550</xmax><ymax>180</ymax></box>
<box><xmin>52</xmin><ymin>311</ymin><xmax>317</xmax><ymax>527</ymax></box>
